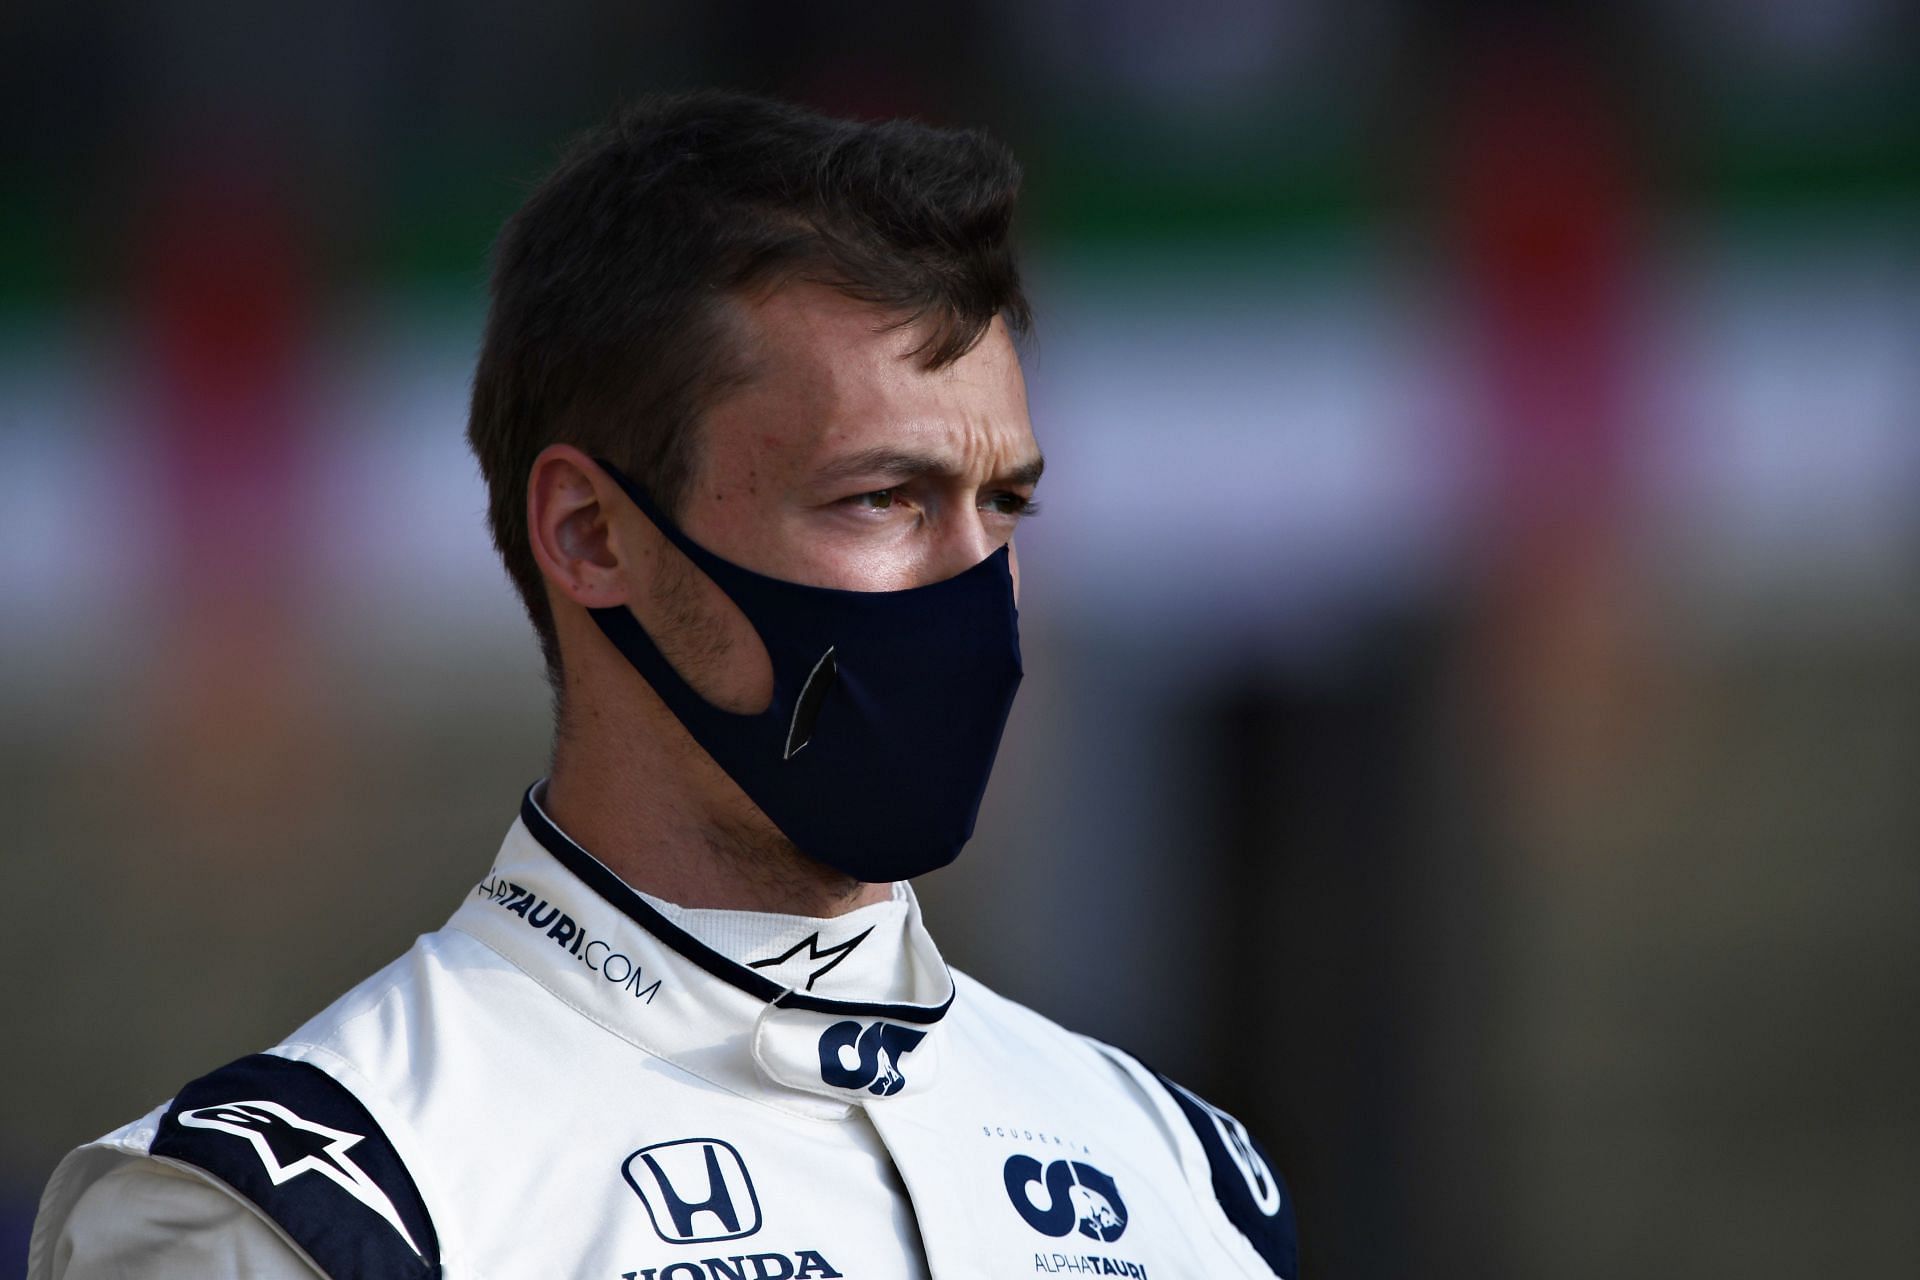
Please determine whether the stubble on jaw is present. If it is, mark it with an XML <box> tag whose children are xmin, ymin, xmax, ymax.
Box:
<box><xmin>700</xmin><ymin>805</ymin><xmax>873</xmax><ymax>914</ymax></box>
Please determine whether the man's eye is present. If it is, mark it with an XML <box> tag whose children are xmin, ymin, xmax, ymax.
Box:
<box><xmin>984</xmin><ymin>492</ymin><xmax>1041</xmax><ymax>518</ymax></box>
<box><xmin>848</xmin><ymin>489</ymin><xmax>896</xmax><ymax>510</ymax></box>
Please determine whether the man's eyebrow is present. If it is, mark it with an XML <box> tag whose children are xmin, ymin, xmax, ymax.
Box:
<box><xmin>1002</xmin><ymin>454</ymin><xmax>1046</xmax><ymax>487</ymax></box>
<box><xmin>813</xmin><ymin>446</ymin><xmax>1046</xmax><ymax>487</ymax></box>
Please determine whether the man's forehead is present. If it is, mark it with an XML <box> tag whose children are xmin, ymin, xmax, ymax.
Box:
<box><xmin>742</xmin><ymin>281</ymin><xmax>915</xmax><ymax>353</ymax></box>
<box><xmin>710</xmin><ymin>285</ymin><xmax>1036</xmax><ymax>480</ymax></box>
<box><xmin>738</xmin><ymin>282</ymin><xmax>1018</xmax><ymax>390</ymax></box>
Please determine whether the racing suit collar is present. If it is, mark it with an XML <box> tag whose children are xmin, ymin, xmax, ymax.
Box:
<box><xmin>444</xmin><ymin>784</ymin><xmax>955</xmax><ymax>1120</ymax></box>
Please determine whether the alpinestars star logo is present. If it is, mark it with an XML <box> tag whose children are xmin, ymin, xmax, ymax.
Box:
<box><xmin>178</xmin><ymin>1101</ymin><xmax>421</xmax><ymax>1252</ymax></box>
<box><xmin>747</xmin><ymin>927</ymin><xmax>874</xmax><ymax>991</ymax></box>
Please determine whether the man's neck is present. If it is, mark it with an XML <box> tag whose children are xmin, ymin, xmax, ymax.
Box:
<box><xmin>542</xmin><ymin>732</ymin><xmax>892</xmax><ymax>918</ymax></box>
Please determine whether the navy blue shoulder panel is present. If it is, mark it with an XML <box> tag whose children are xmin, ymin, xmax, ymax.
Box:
<box><xmin>148</xmin><ymin>1053</ymin><xmax>440</xmax><ymax>1279</ymax></box>
<box><xmin>1153</xmin><ymin>1071</ymin><xmax>1299</xmax><ymax>1279</ymax></box>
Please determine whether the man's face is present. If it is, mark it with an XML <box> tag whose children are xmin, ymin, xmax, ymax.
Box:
<box><xmin>681</xmin><ymin>283</ymin><xmax>1042</xmax><ymax>593</ymax></box>
<box><xmin>601</xmin><ymin>282</ymin><xmax>1041</xmax><ymax>715</ymax></box>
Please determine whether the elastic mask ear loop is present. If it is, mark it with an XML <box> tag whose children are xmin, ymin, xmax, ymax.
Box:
<box><xmin>593</xmin><ymin>456</ymin><xmax>741</xmax><ymax>597</ymax></box>
<box><xmin>586</xmin><ymin>457</ymin><xmax>781</xmax><ymax>722</ymax></box>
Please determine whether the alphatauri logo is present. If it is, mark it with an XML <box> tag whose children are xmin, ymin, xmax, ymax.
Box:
<box><xmin>1004</xmin><ymin>1155</ymin><xmax>1130</xmax><ymax>1243</ymax></box>
<box><xmin>816</xmin><ymin>1020</ymin><xmax>926</xmax><ymax>1097</ymax></box>
<box><xmin>178</xmin><ymin>1101</ymin><xmax>422</xmax><ymax>1252</ymax></box>
<box><xmin>622</xmin><ymin>1139</ymin><xmax>762</xmax><ymax>1244</ymax></box>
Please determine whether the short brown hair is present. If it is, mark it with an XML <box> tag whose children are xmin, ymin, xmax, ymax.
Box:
<box><xmin>466</xmin><ymin>90</ymin><xmax>1032</xmax><ymax>687</ymax></box>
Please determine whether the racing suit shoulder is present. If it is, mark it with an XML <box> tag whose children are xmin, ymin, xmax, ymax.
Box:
<box><xmin>1084</xmin><ymin>1039</ymin><xmax>1300</xmax><ymax>1278</ymax></box>
<box><xmin>944</xmin><ymin>970</ymin><xmax>1299</xmax><ymax>1278</ymax></box>
<box><xmin>30</xmin><ymin>1050</ymin><xmax>444</xmax><ymax>1280</ymax></box>
<box><xmin>32</xmin><ymin>1148</ymin><xmax>318</xmax><ymax>1279</ymax></box>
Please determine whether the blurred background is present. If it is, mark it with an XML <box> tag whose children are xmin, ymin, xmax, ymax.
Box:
<box><xmin>3</xmin><ymin>1</ymin><xmax>1916</xmax><ymax>1275</ymax></box>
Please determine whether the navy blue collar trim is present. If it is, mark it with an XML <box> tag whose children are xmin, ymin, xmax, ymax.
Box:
<box><xmin>517</xmin><ymin>785</ymin><xmax>954</xmax><ymax>1026</ymax></box>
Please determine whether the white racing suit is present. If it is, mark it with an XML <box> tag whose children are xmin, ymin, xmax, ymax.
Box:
<box><xmin>31</xmin><ymin>786</ymin><xmax>1297</xmax><ymax>1279</ymax></box>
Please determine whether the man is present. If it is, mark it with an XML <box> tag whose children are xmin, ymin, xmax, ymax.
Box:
<box><xmin>31</xmin><ymin>91</ymin><xmax>1298</xmax><ymax>1279</ymax></box>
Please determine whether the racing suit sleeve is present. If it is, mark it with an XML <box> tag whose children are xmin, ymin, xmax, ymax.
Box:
<box><xmin>41</xmin><ymin>1157</ymin><xmax>320</xmax><ymax>1279</ymax></box>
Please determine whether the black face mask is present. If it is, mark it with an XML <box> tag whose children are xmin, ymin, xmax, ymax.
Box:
<box><xmin>587</xmin><ymin>459</ymin><xmax>1024</xmax><ymax>883</ymax></box>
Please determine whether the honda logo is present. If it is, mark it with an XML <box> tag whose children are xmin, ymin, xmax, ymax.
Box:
<box><xmin>621</xmin><ymin>1138</ymin><xmax>762</xmax><ymax>1244</ymax></box>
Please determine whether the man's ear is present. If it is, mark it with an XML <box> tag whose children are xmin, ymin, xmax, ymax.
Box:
<box><xmin>527</xmin><ymin>444</ymin><xmax>629</xmax><ymax>609</ymax></box>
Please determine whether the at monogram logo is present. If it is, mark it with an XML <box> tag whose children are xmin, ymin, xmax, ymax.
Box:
<box><xmin>815</xmin><ymin>1020</ymin><xmax>926</xmax><ymax>1097</ymax></box>
<box><xmin>1003</xmin><ymin>1155</ymin><xmax>1130</xmax><ymax>1243</ymax></box>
